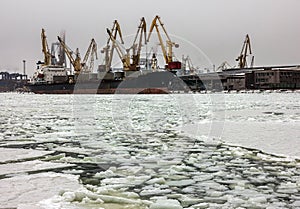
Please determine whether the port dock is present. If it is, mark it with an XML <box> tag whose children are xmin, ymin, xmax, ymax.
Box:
<box><xmin>180</xmin><ymin>65</ymin><xmax>300</xmax><ymax>92</ymax></box>
<box><xmin>0</xmin><ymin>72</ymin><xmax>28</xmax><ymax>92</ymax></box>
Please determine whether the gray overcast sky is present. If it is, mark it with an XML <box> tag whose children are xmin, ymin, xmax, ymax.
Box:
<box><xmin>0</xmin><ymin>0</ymin><xmax>300</xmax><ymax>75</ymax></box>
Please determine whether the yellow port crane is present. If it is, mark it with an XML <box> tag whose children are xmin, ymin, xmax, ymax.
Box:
<box><xmin>130</xmin><ymin>17</ymin><xmax>147</xmax><ymax>70</ymax></box>
<box><xmin>57</xmin><ymin>36</ymin><xmax>82</xmax><ymax>75</ymax></box>
<box><xmin>106</xmin><ymin>28</ymin><xmax>131</xmax><ymax>70</ymax></box>
<box><xmin>82</xmin><ymin>38</ymin><xmax>98</xmax><ymax>73</ymax></box>
<box><xmin>236</xmin><ymin>34</ymin><xmax>254</xmax><ymax>68</ymax></box>
<box><xmin>41</xmin><ymin>28</ymin><xmax>52</xmax><ymax>66</ymax></box>
<box><xmin>147</xmin><ymin>15</ymin><xmax>180</xmax><ymax>70</ymax></box>
<box><xmin>106</xmin><ymin>18</ymin><xmax>147</xmax><ymax>71</ymax></box>
<box><xmin>102</xmin><ymin>20</ymin><xmax>124</xmax><ymax>71</ymax></box>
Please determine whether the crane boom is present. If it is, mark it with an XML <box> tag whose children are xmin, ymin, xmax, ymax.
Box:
<box><xmin>82</xmin><ymin>38</ymin><xmax>98</xmax><ymax>72</ymax></box>
<box><xmin>106</xmin><ymin>29</ymin><xmax>131</xmax><ymax>70</ymax></box>
<box><xmin>89</xmin><ymin>40</ymin><xmax>98</xmax><ymax>72</ymax></box>
<box><xmin>147</xmin><ymin>16</ymin><xmax>180</xmax><ymax>70</ymax></box>
<box><xmin>147</xmin><ymin>16</ymin><xmax>168</xmax><ymax>64</ymax></box>
<box><xmin>41</xmin><ymin>28</ymin><xmax>52</xmax><ymax>66</ymax></box>
<box><xmin>131</xmin><ymin>17</ymin><xmax>147</xmax><ymax>70</ymax></box>
<box><xmin>236</xmin><ymin>34</ymin><xmax>254</xmax><ymax>68</ymax></box>
<box><xmin>108</xmin><ymin>20</ymin><xmax>124</xmax><ymax>45</ymax></box>
<box><xmin>57</xmin><ymin>36</ymin><xmax>82</xmax><ymax>75</ymax></box>
<box><xmin>102</xmin><ymin>20</ymin><xmax>124</xmax><ymax>71</ymax></box>
<box><xmin>83</xmin><ymin>39</ymin><xmax>96</xmax><ymax>64</ymax></box>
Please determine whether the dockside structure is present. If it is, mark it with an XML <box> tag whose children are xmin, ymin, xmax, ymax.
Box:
<box><xmin>180</xmin><ymin>65</ymin><xmax>300</xmax><ymax>92</ymax></box>
<box><xmin>0</xmin><ymin>72</ymin><xmax>28</xmax><ymax>92</ymax></box>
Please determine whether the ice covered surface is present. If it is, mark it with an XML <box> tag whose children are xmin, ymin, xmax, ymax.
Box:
<box><xmin>182</xmin><ymin>120</ymin><xmax>300</xmax><ymax>158</ymax></box>
<box><xmin>0</xmin><ymin>172</ymin><xmax>81</xmax><ymax>209</ymax></box>
<box><xmin>0</xmin><ymin>159</ymin><xmax>74</xmax><ymax>176</ymax></box>
<box><xmin>180</xmin><ymin>93</ymin><xmax>300</xmax><ymax>158</ymax></box>
<box><xmin>39</xmin><ymin>185</ymin><xmax>151</xmax><ymax>209</ymax></box>
<box><xmin>150</xmin><ymin>199</ymin><xmax>183</xmax><ymax>209</ymax></box>
<box><xmin>0</xmin><ymin>148</ymin><xmax>53</xmax><ymax>163</ymax></box>
<box><xmin>1</xmin><ymin>92</ymin><xmax>300</xmax><ymax>208</ymax></box>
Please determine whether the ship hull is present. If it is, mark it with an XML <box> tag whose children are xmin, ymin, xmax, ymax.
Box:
<box><xmin>27</xmin><ymin>83</ymin><xmax>169</xmax><ymax>94</ymax></box>
<box><xmin>26</xmin><ymin>71</ymin><xmax>186</xmax><ymax>94</ymax></box>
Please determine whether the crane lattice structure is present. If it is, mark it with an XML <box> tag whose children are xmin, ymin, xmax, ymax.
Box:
<box><xmin>236</xmin><ymin>34</ymin><xmax>254</xmax><ymax>68</ymax></box>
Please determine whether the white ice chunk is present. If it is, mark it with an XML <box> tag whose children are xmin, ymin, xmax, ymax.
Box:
<box><xmin>94</xmin><ymin>169</ymin><xmax>117</xmax><ymax>179</ymax></box>
<box><xmin>277</xmin><ymin>182</ymin><xmax>299</xmax><ymax>194</ymax></box>
<box><xmin>101</xmin><ymin>175</ymin><xmax>151</xmax><ymax>186</ymax></box>
<box><xmin>0</xmin><ymin>148</ymin><xmax>53</xmax><ymax>163</ymax></box>
<box><xmin>140</xmin><ymin>188</ymin><xmax>172</xmax><ymax>196</ymax></box>
<box><xmin>0</xmin><ymin>160</ymin><xmax>74</xmax><ymax>176</ymax></box>
<box><xmin>146</xmin><ymin>177</ymin><xmax>166</xmax><ymax>185</ymax></box>
<box><xmin>150</xmin><ymin>199</ymin><xmax>183</xmax><ymax>209</ymax></box>
<box><xmin>0</xmin><ymin>172</ymin><xmax>80</xmax><ymax>208</ymax></box>
<box><xmin>167</xmin><ymin>179</ymin><xmax>195</xmax><ymax>187</ymax></box>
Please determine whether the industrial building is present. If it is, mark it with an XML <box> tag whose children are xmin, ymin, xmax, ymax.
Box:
<box><xmin>252</xmin><ymin>67</ymin><xmax>300</xmax><ymax>89</ymax></box>
<box><xmin>0</xmin><ymin>72</ymin><xmax>28</xmax><ymax>92</ymax></box>
<box><xmin>180</xmin><ymin>66</ymin><xmax>300</xmax><ymax>92</ymax></box>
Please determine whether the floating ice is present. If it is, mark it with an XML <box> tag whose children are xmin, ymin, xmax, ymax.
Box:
<box><xmin>0</xmin><ymin>172</ymin><xmax>80</xmax><ymax>208</ymax></box>
<box><xmin>166</xmin><ymin>179</ymin><xmax>195</xmax><ymax>187</ymax></box>
<box><xmin>140</xmin><ymin>187</ymin><xmax>172</xmax><ymax>196</ymax></box>
<box><xmin>146</xmin><ymin>177</ymin><xmax>166</xmax><ymax>185</ymax></box>
<box><xmin>150</xmin><ymin>199</ymin><xmax>183</xmax><ymax>209</ymax></box>
<box><xmin>0</xmin><ymin>148</ymin><xmax>53</xmax><ymax>163</ymax></box>
<box><xmin>94</xmin><ymin>169</ymin><xmax>118</xmax><ymax>179</ymax></box>
<box><xmin>101</xmin><ymin>175</ymin><xmax>151</xmax><ymax>186</ymax></box>
<box><xmin>1</xmin><ymin>93</ymin><xmax>300</xmax><ymax>209</ymax></box>
<box><xmin>291</xmin><ymin>200</ymin><xmax>300</xmax><ymax>208</ymax></box>
<box><xmin>191</xmin><ymin>202</ymin><xmax>210</xmax><ymax>209</ymax></box>
<box><xmin>0</xmin><ymin>160</ymin><xmax>74</xmax><ymax>176</ymax></box>
<box><xmin>276</xmin><ymin>182</ymin><xmax>299</xmax><ymax>194</ymax></box>
<box><xmin>180</xmin><ymin>196</ymin><xmax>204</xmax><ymax>207</ymax></box>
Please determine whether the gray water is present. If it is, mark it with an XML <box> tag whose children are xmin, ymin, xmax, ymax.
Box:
<box><xmin>0</xmin><ymin>92</ymin><xmax>300</xmax><ymax>209</ymax></box>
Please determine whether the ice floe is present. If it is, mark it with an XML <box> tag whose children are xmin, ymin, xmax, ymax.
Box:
<box><xmin>0</xmin><ymin>172</ymin><xmax>80</xmax><ymax>209</ymax></box>
<box><xmin>1</xmin><ymin>93</ymin><xmax>300</xmax><ymax>209</ymax></box>
<box><xmin>0</xmin><ymin>148</ymin><xmax>53</xmax><ymax>163</ymax></box>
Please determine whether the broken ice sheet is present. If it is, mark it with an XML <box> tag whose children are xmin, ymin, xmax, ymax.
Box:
<box><xmin>0</xmin><ymin>172</ymin><xmax>81</xmax><ymax>209</ymax></box>
<box><xmin>0</xmin><ymin>148</ymin><xmax>53</xmax><ymax>163</ymax></box>
<box><xmin>0</xmin><ymin>160</ymin><xmax>75</xmax><ymax>176</ymax></box>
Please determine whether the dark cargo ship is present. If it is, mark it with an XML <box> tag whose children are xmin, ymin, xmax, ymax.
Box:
<box><xmin>26</xmin><ymin>64</ymin><xmax>187</xmax><ymax>94</ymax></box>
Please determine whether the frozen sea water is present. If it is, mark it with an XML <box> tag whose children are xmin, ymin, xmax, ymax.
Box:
<box><xmin>0</xmin><ymin>92</ymin><xmax>300</xmax><ymax>208</ymax></box>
